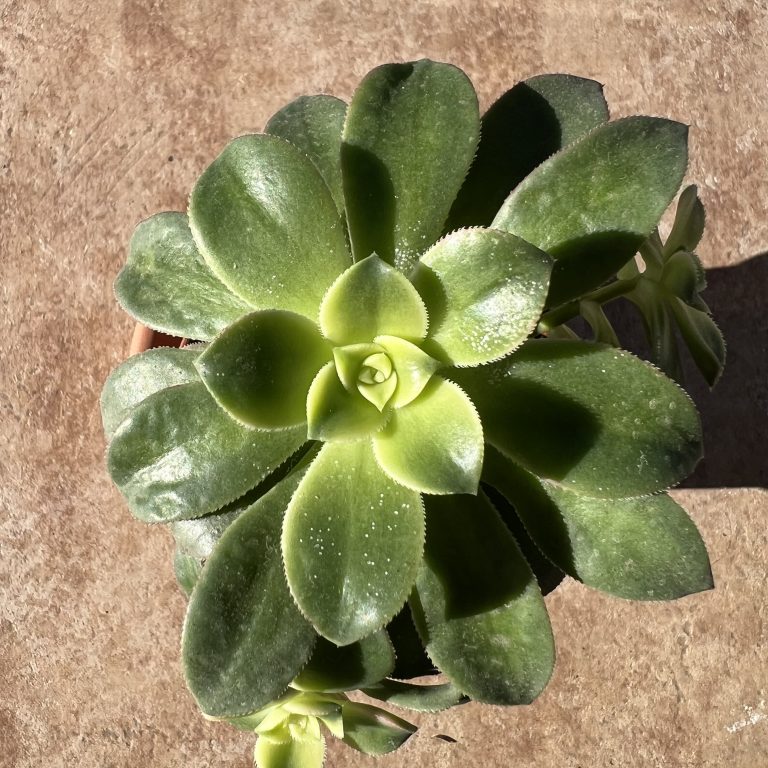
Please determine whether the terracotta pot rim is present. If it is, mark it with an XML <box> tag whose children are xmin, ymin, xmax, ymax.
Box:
<box><xmin>129</xmin><ymin>323</ymin><xmax>188</xmax><ymax>356</ymax></box>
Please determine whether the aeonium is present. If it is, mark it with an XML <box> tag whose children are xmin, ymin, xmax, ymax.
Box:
<box><xmin>101</xmin><ymin>59</ymin><xmax>714</xmax><ymax>767</ymax></box>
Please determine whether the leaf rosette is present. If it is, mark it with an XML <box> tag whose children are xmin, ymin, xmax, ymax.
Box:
<box><xmin>102</xmin><ymin>59</ymin><xmax>715</xmax><ymax>768</ymax></box>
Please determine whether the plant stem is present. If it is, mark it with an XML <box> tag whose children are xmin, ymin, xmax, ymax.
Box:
<box><xmin>537</xmin><ymin>275</ymin><xmax>641</xmax><ymax>333</ymax></box>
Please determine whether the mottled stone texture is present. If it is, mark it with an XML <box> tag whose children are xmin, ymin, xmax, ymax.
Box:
<box><xmin>1</xmin><ymin>1</ymin><xmax>766</xmax><ymax>766</ymax></box>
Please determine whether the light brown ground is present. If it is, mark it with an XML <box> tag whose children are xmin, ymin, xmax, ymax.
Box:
<box><xmin>1</xmin><ymin>2</ymin><xmax>767</xmax><ymax>766</ymax></box>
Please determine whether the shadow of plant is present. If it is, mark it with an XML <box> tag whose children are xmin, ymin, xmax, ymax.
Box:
<box><xmin>606</xmin><ymin>251</ymin><xmax>768</xmax><ymax>488</ymax></box>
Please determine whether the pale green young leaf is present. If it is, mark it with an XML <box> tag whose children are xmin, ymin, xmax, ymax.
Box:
<box><xmin>332</xmin><ymin>343</ymin><xmax>381</xmax><ymax>392</ymax></box>
<box><xmin>483</xmin><ymin>448</ymin><xmax>713</xmax><ymax>600</ymax></box>
<box><xmin>293</xmin><ymin>631</ymin><xmax>395</xmax><ymax>692</ymax></box>
<box><xmin>306</xmin><ymin>362</ymin><xmax>387</xmax><ymax>441</ymax></box>
<box><xmin>319</xmin><ymin>255</ymin><xmax>428</xmax><ymax>345</ymax></box>
<box><xmin>412</xmin><ymin>228</ymin><xmax>551</xmax><ymax>366</ymax></box>
<box><xmin>342</xmin><ymin>59</ymin><xmax>480</xmax><ymax>272</ymax></box>
<box><xmin>100</xmin><ymin>345</ymin><xmax>202</xmax><ymax>438</ymax></box>
<box><xmin>374</xmin><ymin>335</ymin><xmax>441</xmax><ymax>408</ymax></box>
<box><xmin>410</xmin><ymin>493</ymin><xmax>554</xmax><ymax>705</ymax></box>
<box><xmin>265</xmin><ymin>94</ymin><xmax>347</xmax><ymax>212</ymax></box>
<box><xmin>452</xmin><ymin>339</ymin><xmax>701</xmax><ymax>499</ymax></box>
<box><xmin>196</xmin><ymin>311</ymin><xmax>331</xmax><ymax>429</ymax></box>
<box><xmin>115</xmin><ymin>212</ymin><xmax>250</xmax><ymax>340</ymax></box>
<box><xmin>254</xmin><ymin>729</ymin><xmax>326</xmax><ymax>768</ymax></box>
<box><xmin>189</xmin><ymin>134</ymin><xmax>350</xmax><ymax>320</ymax></box>
<box><xmin>341</xmin><ymin>702</ymin><xmax>416</xmax><ymax>755</ymax></box>
<box><xmin>283</xmin><ymin>441</ymin><xmax>424</xmax><ymax>645</ymax></box>
<box><xmin>362</xmin><ymin>679</ymin><xmax>466</xmax><ymax>713</ymax></box>
<box><xmin>448</xmin><ymin>74</ymin><xmax>609</xmax><ymax>229</ymax></box>
<box><xmin>372</xmin><ymin>377</ymin><xmax>483</xmax><ymax>495</ymax></box>
<box><xmin>182</xmin><ymin>473</ymin><xmax>317</xmax><ymax>718</ymax></box>
<box><xmin>492</xmin><ymin>117</ymin><xmax>688</xmax><ymax>304</ymax></box>
<box><xmin>107</xmin><ymin>381</ymin><xmax>306</xmax><ymax>522</ymax></box>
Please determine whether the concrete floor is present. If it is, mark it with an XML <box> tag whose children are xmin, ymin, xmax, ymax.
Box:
<box><xmin>1</xmin><ymin>2</ymin><xmax>766</xmax><ymax>766</ymax></box>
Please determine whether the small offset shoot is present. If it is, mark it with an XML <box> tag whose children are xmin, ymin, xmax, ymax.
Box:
<box><xmin>102</xmin><ymin>59</ymin><xmax>719</xmax><ymax>768</ymax></box>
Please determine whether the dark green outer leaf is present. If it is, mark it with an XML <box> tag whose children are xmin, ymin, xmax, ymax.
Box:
<box><xmin>492</xmin><ymin>117</ymin><xmax>688</xmax><ymax>305</ymax></box>
<box><xmin>386</xmin><ymin>606</ymin><xmax>436</xmax><ymax>679</ymax></box>
<box><xmin>452</xmin><ymin>339</ymin><xmax>702</xmax><ymax>499</ymax></box>
<box><xmin>107</xmin><ymin>381</ymin><xmax>306</xmax><ymax>523</ymax></box>
<box><xmin>411</xmin><ymin>493</ymin><xmax>555</xmax><ymax>705</ymax></box>
<box><xmin>189</xmin><ymin>133</ymin><xmax>350</xmax><ymax>320</ymax></box>
<box><xmin>265</xmin><ymin>94</ymin><xmax>347</xmax><ymax>213</ymax></box>
<box><xmin>100</xmin><ymin>346</ymin><xmax>202</xmax><ymax>439</ymax></box>
<box><xmin>363</xmin><ymin>679</ymin><xmax>466</xmax><ymax>713</ymax></box>
<box><xmin>483</xmin><ymin>448</ymin><xmax>713</xmax><ymax>600</ymax></box>
<box><xmin>342</xmin><ymin>59</ymin><xmax>480</xmax><ymax>272</ymax></box>
<box><xmin>663</xmin><ymin>184</ymin><xmax>706</xmax><ymax>257</ymax></box>
<box><xmin>669</xmin><ymin>297</ymin><xmax>726</xmax><ymax>388</ymax></box>
<box><xmin>482</xmin><ymin>483</ymin><xmax>565</xmax><ymax>596</ymax></box>
<box><xmin>171</xmin><ymin>442</ymin><xmax>316</xmax><ymax>572</ymax></box>
<box><xmin>182</xmin><ymin>472</ymin><xmax>317</xmax><ymax>718</ymax></box>
<box><xmin>448</xmin><ymin>74</ymin><xmax>608</xmax><ymax>229</ymax></box>
<box><xmin>283</xmin><ymin>440</ymin><xmax>425</xmax><ymax>645</ymax></box>
<box><xmin>293</xmin><ymin>631</ymin><xmax>395</xmax><ymax>692</ymax></box>
<box><xmin>115</xmin><ymin>212</ymin><xmax>251</xmax><ymax>341</ymax></box>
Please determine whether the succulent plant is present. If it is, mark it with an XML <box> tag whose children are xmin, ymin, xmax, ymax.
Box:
<box><xmin>101</xmin><ymin>59</ymin><xmax>720</xmax><ymax>767</ymax></box>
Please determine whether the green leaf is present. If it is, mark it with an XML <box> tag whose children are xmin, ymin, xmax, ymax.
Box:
<box><xmin>663</xmin><ymin>184</ymin><xmax>706</xmax><ymax>258</ymax></box>
<box><xmin>341</xmin><ymin>702</ymin><xmax>416</xmax><ymax>755</ymax></box>
<box><xmin>448</xmin><ymin>74</ymin><xmax>609</xmax><ymax>229</ymax></box>
<box><xmin>482</xmin><ymin>483</ymin><xmax>566</xmax><ymax>596</ymax></box>
<box><xmin>107</xmin><ymin>381</ymin><xmax>306</xmax><ymax>522</ymax></box>
<box><xmin>319</xmin><ymin>255</ymin><xmax>428</xmax><ymax>345</ymax></box>
<box><xmin>100</xmin><ymin>346</ymin><xmax>202</xmax><ymax>438</ymax></box>
<box><xmin>661</xmin><ymin>250</ymin><xmax>703</xmax><ymax>304</ymax></box>
<box><xmin>306</xmin><ymin>362</ymin><xmax>387</xmax><ymax>441</ymax></box>
<box><xmin>173</xmin><ymin>548</ymin><xmax>201</xmax><ymax>596</ymax></box>
<box><xmin>579</xmin><ymin>299</ymin><xmax>620</xmax><ymax>347</ymax></box>
<box><xmin>196</xmin><ymin>311</ymin><xmax>331</xmax><ymax>429</ymax></box>
<box><xmin>189</xmin><ymin>133</ymin><xmax>350</xmax><ymax>320</ymax></box>
<box><xmin>669</xmin><ymin>297</ymin><xmax>726</xmax><ymax>387</ymax></box>
<box><xmin>265</xmin><ymin>94</ymin><xmax>347</xmax><ymax>212</ymax></box>
<box><xmin>293</xmin><ymin>631</ymin><xmax>395</xmax><ymax>692</ymax></box>
<box><xmin>412</xmin><ymin>228</ymin><xmax>551</xmax><ymax>366</ymax></box>
<box><xmin>342</xmin><ymin>59</ymin><xmax>480</xmax><ymax>272</ymax></box>
<box><xmin>171</xmin><ymin>443</ymin><xmax>315</xmax><ymax>565</ymax></box>
<box><xmin>483</xmin><ymin>448</ymin><xmax>713</xmax><ymax>600</ymax></box>
<box><xmin>492</xmin><ymin>117</ymin><xmax>689</xmax><ymax>305</ymax></box>
<box><xmin>182</xmin><ymin>473</ymin><xmax>317</xmax><ymax>718</ymax></box>
<box><xmin>410</xmin><ymin>493</ymin><xmax>555</xmax><ymax>705</ymax></box>
<box><xmin>627</xmin><ymin>280</ymin><xmax>684</xmax><ymax>383</ymax></box>
<box><xmin>363</xmin><ymin>679</ymin><xmax>466</xmax><ymax>713</ymax></box>
<box><xmin>372</xmin><ymin>377</ymin><xmax>483</xmax><ymax>495</ymax></box>
<box><xmin>452</xmin><ymin>339</ymin><xmax>702</xmax><ymax>498</ymax></box>
<box><xmin>283</xmin><ymin>441</ymin><xmax>424</xmax><ymax>645</ymax></box>
<box><xmin>375</xmin><ymin>335</ymin><xmax>440</xmax><ymax>409</ymax></box>
<box><xmin>115</xmin><ymin>213</ymin><xmax>251</xmax><ymax>341</ymax></box>
<box><xmin>172</xmin><ymin>507</ymin><xmax>253</xmax><ymax>564</ymax></box>
<box><xmin>254</xmin><ymin>729</ymin><xmax>325</xmax><ymax>768</ymax></box>
<box><xmin>385</xmin><ymin>606</ymin><xmax>436</xmax><ymax>679</ymax></box>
